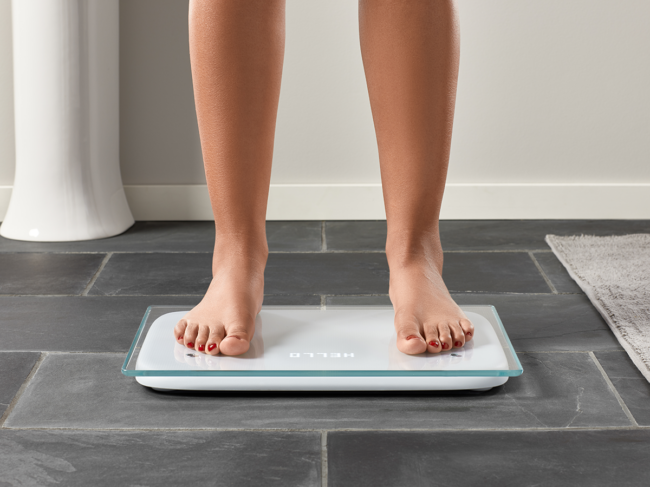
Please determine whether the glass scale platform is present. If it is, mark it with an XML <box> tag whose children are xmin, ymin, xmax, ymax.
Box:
<box><xmin>122</xmin><ymin>305</ymin><xmax>523</xmax><ymax>391</ymax></box>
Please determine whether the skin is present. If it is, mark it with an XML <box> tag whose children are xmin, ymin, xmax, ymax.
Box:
<box><xmin>175</xmin><ymin>0</ymin><xmax>474</xmax><ymax>357</ymax></box>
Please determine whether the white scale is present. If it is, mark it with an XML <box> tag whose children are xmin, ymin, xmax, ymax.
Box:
<box><xmin>122</xmin><ymin>305</ymin><xmax>523</xmax><ymax>391</ymax></box>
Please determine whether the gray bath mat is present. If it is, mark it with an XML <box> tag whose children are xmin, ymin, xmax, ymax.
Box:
<box><xmin>545</xmin><ymin>234</ymin><xmax>650</xmax><ymax>382</ymax></box>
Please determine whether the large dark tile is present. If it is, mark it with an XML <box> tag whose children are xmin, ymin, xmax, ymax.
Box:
<box><xmin>325</xmin><ymin>221</ymin><xmax>387</xmax><ymax>251</ymax></box>
<box><xmin>265</xmin><ymin>253</ymin><xmax>390</xmax><ymax>295</ymax></box>
<box><xmin>326</xmin><ymin>295</ymin><xmax>392</xmax><ymax>306</ymax></box>
<box><xmin>0</xmin><ymin>253</ymin><xmax>106</xmax><ymax>295</ymax></box>
<box><xmin>441</xmin><ymin>252</ymin><xmax>550</xmax><ymax>293</ymax></box>
<box><xmin>532</xmin><ymin>252</ymin><xmax>584</xmax><ymax>293</ymax></box>
<box><xmin>0</xmin><ymin>296</ymin><xmax>321</xmax><ymax>353</ymax></box>
<box><xmin>0</xmin><ymin>221</ymin><xmax>322</xmax><ymax>253</ymax></box>
<box><xmin>328</xmin><ymin>430</ymin><xmax>650</xmax><ymax>487</ymax></box>
<box><xmin>6</xmin><ymin>352</ymin><xmax>630</xmax><ymax>429</ymax></box>
<box><xmin>325</xmin><ymin>220</ymin><xmax>650</xmax><ymax>252</ymax></box>
<box><xmin>0</xmin><ymin>297</ymin><xmax>200</xmax><ymax>352</ymax></box>
<box><xmin>263</xmin><ymin>295</ymin><xmax>322</xmax><ymax>306</ymax></box>
<box><xmin>266</xmin><ymin>221</ymin><xmax>322</xmax><ymax>251</ymax></box>
<box><xmin>89</xmin><ymin>252</ymin><xmax>392</xmax><ymax>296</ymax></box>
<box><xmin>0</xmin><ymin>352</ymin><xmax>40</xmax><ymax>416</ymax></box>
<box><xmin>439</xmin><ymin>220</ymin><xmax>650</xmax><ymax>251</ymax></box>
<box><xmin>594</xmin><ymin>351</ymin><xmax>650</xmax><ymax>426</ymax></box>
<box><xmin>88</xmin><ymin>253</ymin><xmax>213</xmax><ymax>295</ymax></box>
<box><xmin>452</xmin><ymin>293</ymin><xmax>621</xmax><ymax>352</ymax></box>
<box><xmin>0</xmin><ymin>429</ymin><xmax>321</xmax><ymax>487</ymax></box>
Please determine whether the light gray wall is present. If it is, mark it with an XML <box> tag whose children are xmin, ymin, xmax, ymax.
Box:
<box><xmin>1</xmin><ymin>0</ymin><xmax>649</xmax><ymax>188</ymax></box>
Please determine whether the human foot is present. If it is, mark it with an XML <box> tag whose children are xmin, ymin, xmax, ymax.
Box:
<box><xmin>173</xmin><ymin>241</ymin><xmax>267</xmax><ymax>356</ymax></box>
<box><xmin>387</xmin><ymin>241</ymin><xmax>474</xmax><ymax>355</ymax></box>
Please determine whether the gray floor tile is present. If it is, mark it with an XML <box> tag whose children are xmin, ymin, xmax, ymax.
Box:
<box><xmin>0</xmin><ymin>297</ymin><xmax>201</xmax><ymax>352</ymax></box>
<box><xmin>438</xmin><ymin>220</ymin><xmax>650</xmax><ymax>251</ymax></box>
<box><xmin>266</xmin><ymin>221</ymin><xmax>322</xmax><ymax>251</ymax></box>
<box><xmin>327</xmin><ymin>430</ymin><xmax>650</xmax><ymax>487</ymax></box>
<box><xmin>0</xmin><ymin>429</ymin><xmax>321</xmax><ymax>487</ymax></box>
<box><xmin>326</xmin><ymin>295</ymin><xmax>392</xmax><ymax>306</ymax></box>
<box><xmin>594</xmin><ymin>351</ymin><xmax>650</xmax><ymax>426</ymax></box>
<box><xmin>6</xmin><ymin>352</ymin><xmax>630</xmax><ymax>429</ymax></box>
<box><xmin>325</xmin><ymin>221</ymin><xmax>387</xmax><ymax>251</ymax></box>
<box><xmin>263</xmin><ymin>295</ymin><xmax>322</xmax><ymax>306</ymax></box>
<box><xmin>88</xmin><ymin>252</ymin><xmax>548</xmax><ymax>297</ymax></box>
<box><xmin>452</xmin><ymin>293</ymin><xmax>621</xmax><ymax>352</ymax></box>
<box><xmin>264</xmin><ymin>253</ymin><xmax>390</xmax><ymax>295</ymax></box>
<box><xmin>325</xmin><ymin>220</ymin><xmax>650</xmax><ymax>252</ymax></box>
<box><xmin>0</xmin><ymin>253</ymin><xmax>106</xmax><ymax>295</ymax></box>
<box><xmin>0</xmin><ymin>352</ymin><xmax>40</xmax><ymax>416</ymax></box>
<box><xmin>88</xmin><ymin>253</ymin><xmax>213</xmax><ymax>295</ymax></box>
<box><xmin>532</xmin><ymin>252</ymin><xmax>584</xmax><ymax>293</ymax></box>
<box><xmin>0</xmin><ymin>221</ymin><xmax>322</xmax><ymax>253</ymax></box>
<box><xmin>441</xmin><ymin>252</ymin><xmax>551</xmax><ymax>293</ymax></box>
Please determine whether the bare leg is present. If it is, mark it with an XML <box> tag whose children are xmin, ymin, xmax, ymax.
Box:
<box><xmin>359</xmin><ymin>0</ymin><xmax>474</xmax><ymax>354</ymax></box>
<box><xmin>174</xmin><ymin>0</ymin><xmax>285</xmax><ymax>355</ymax></box>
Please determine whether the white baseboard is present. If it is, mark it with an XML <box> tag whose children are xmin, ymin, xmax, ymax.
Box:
<box><xmin>1</xmin><ymin>183</ymin><xmax>649</xmax><ymax>221</ymax></box>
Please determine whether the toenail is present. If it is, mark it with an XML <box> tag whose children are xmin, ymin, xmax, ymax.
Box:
<box><xmin>454</xmin><ymin>341</ymin><xmax>462</xmax><ymax>347</ymax></box>
<box><xmin>406</xmin><ymin>335</ymin><xmax>421</xmax><ymax>341</ymax></box>
<box><xmin>441</xmin><ymin>342</ymin><xmax>449</xmax><ymax>349</ymax></box>
<box><xmin>198</xmin><ymin>344</ymin><xmax>205</xmax><ymax>351</ymax></box>
<box><xmin>187</xmin><ymin>342</ymin><xmax>194</xmax><ymax>348</ymax></box>
<box><xmin>208</xmin><ymin>344</ymin><xmax>216</xmax><ymax>351</ymax></box>
<box><xmin>178</xmin><ymin>336</ymin><xmax>183</xmax><ymax>340</ymax></box>
<box><xmin>466</xmin><ymin>332</ymin><xmax>472</xmax><ymax>337</ymax></box>
<box><xmin>429</xmin><ymin>340</ymin><xmax>439</xmax><ymax>348</ymax></box>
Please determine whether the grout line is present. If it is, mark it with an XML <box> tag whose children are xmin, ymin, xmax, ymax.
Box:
<box><xmin>0</xmin><ymin>352</ymin><xmax>47</xmax><ymax>427</ymax></box>
<box><xmin>528</xmin><ymin>252</ymin><xmax>558</xmax><ymax>294</ymax></box>
<box><xmin>321</xmin><ymin>221</ymin><xmax>327</xmax><ymax>251</ymax></box>
<box><xmin>588</xmin><ymin>352</ymin><xmax>639</xmax><ymax>427</ymax></box>
<box><xmin>320</xmin><ymin>295</ymin><xmax>327</xmax><ymax>310</ymax></box>
<box><xmin>81</xmin><ymin>253</ymin><xmax>113</xmax><ymax>296</ymax></box>
<box><xmin>321</xmin><ymin>430</ymin><xmax>328</xmax><ymax>487</ymax></box>
<box><xmin>2</xmin><ymin>425</ymin><xmax>647</xmax><ymax>433</ymax></box>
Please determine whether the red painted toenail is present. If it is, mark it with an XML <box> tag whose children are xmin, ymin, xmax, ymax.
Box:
<box><xmin>441</xmin><ymin>342</ymin><xmax>449</xmax><ymax>349</ymax></box>
<box><xmin>178</xmin><ymin>336</ymin><xmax>183</xmax><ymax>340</ymax></box>
<box><xmin>208</xmin><ymin>344</ymin><xmax>216</xmax><ymax>351</ymax></box>
<box><xmin>455</xmin><ymin>341</ymin><xmax>462</xmax><ymax>347</ymax></box>
<box><xmin>429</xmin><ymin>341</ymin><xmax>439</xmax><ymax>348</ymax></box>
<box><xmin>198</xmin><ymin>344</ymin><xmax>205</xmax><ymax>351</ymax></box>
<box><xmin>406</xmin><ymin>335</ymin><xmax>420</xmax><ymax>341</ymax></box>
<box><xmin>466</xmin><ymin>332</ymin><xmax>472</xmax><ymax>337</ymax></box>
<box><xmin>187</xmin><ymin>342</ymin><xmax>194</xmax><ymax>348</ymax></box>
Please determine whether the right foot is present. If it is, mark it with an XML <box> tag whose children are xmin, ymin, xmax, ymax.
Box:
<box><xmin>173</xmin><ymin>240</ymin><xmax>268</xmax><ymax>356</ymax></box>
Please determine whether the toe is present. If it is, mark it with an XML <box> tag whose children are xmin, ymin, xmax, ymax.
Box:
<box><xmin>437</xmin><ymin>322</ymin><xmax>452</xmax><ymax>351</ymax></box>
<box><xmin>460</xmin><ymin>318</ymin><xmax>474</xmax><ymax>342</ymax></box>
<box><xmin>183</xmin><ymin>322</ymin><xmax>199</xmax><ymax>349</ymax></box>
<box><xmin>394</xmin><ymin>311</ymin><xmax>427</xmax><ymax>355</ymax></box>
<box><xmin>449</xmin><ymin>321</ymin><xmax>466</xmax><ymax>348</ymax></box>
<box><xmin>423</xmin><ymin>322</ymin><xmax>442</xmax><ymax>353</ymax></box>
<box><xmin>219</xmin><ymin>316</ymin><xmax>255</xmax><ymax>356</ymax></box>
<box><xmin>194</xmin><ymin>325</ymin><xmax>209</xmax><ymax>353</ymax></box>
<box><xmin>174</xmin><ymin>319</ymin><xmax>188</xmax><ymax>343</ymax></box>
<box><xmin>206</xmin><ymin>326</ymin><xmax>226</xmax><ymax>355</ymax></box>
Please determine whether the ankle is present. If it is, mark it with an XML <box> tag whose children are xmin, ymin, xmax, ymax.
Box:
<box><xmin>212</xmin><ymin>232</ymin><xmax>269</xmax><ymax>272</ymax></box>
<box><xmin>385</xmin><ymin>229</ymin><xmax>443</xmax><ymax>269</ymax></box>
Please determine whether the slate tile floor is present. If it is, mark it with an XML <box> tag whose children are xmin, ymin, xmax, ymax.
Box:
<box><xmin>1</xmin><ymin>220</ymin><xmax>649</xmax><ymax>486</ymax></box>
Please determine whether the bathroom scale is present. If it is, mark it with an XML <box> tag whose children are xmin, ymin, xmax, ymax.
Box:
<box><xmin>122</xmin><ymin>305</ymin><xmax>523</xmax><ymax>392</ymax></box>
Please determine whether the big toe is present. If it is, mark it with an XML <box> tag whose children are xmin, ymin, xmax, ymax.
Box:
<box><xmin>219</xmin><ymin>335</ymin><xmax>251</xmax><ymax>356</ymax></box>
<box><xmin>394</xmin><ymin>312</ymin><xmax>427</xmax><ymax>355</ymax></box>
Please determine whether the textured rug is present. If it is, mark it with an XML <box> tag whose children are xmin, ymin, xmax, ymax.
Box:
<box><xmin>545</xmin><ymin>234</ymin><xmax>650</xmax><ymax>382</ymax></box>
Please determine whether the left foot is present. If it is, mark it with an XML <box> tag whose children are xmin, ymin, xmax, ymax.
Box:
<box><xmin>387</xmin><ymin>239</ymin><xmax>474</xmax><ymax>355</ymax></box>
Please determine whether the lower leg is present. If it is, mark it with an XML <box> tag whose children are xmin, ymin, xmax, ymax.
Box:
<box><xmin>359</xmin><ymin>0</ymin><xmax>474</xmax><ymax>354</ymax></box>
<box><xmin>174</xmin><ymin>0</ymin><xmax>286</xmax><ymax>355</ymax></box>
